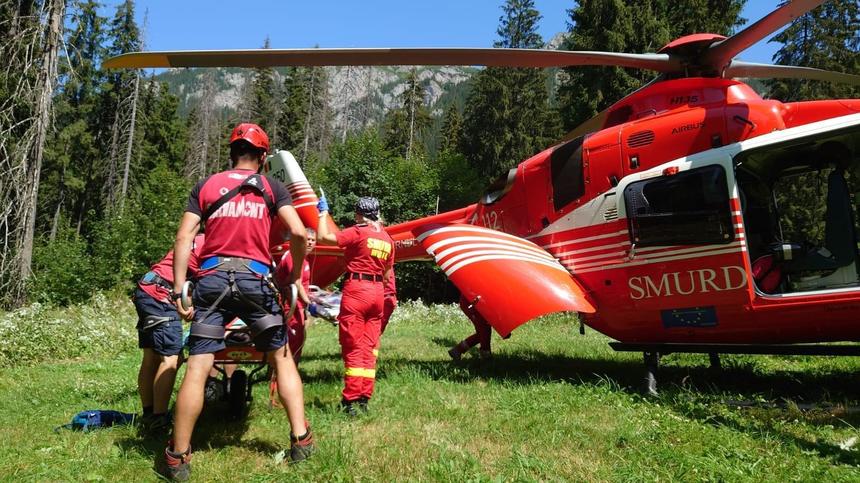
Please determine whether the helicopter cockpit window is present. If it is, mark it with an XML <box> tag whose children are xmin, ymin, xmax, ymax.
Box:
<box><xmin>551</xmin><ymin>136</ymin><xmax>585</xmax><ymax>211</ymax></box>
<box><xmin>625</xmin><ymin>165</ymin><xmax>733</xmax><ymax>247</ymax></box>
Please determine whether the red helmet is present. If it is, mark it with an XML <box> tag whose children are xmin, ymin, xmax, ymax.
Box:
<box><xmin>229</xmin><ymin>123</ymin><xmax>270</xmax><ymax>152</ymax></box>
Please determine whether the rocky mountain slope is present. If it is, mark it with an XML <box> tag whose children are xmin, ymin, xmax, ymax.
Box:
<box><xmin>155</xmin><ymin>33</ymin><xmax>571</xmax><ymax>122</ymax></box>
<box><xmin>156</xmin><ymin>65</ymin><xmax>478</xmax><ymax>120</ymax></box>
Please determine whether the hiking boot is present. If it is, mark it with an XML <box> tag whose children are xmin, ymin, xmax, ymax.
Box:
<box><xmin>341</xmin><ymin>399</ymin><xmax>360</xmax><ymax>417</ymax></box>
<box><xmin>448</xmin><ymin>347</ymin><xmax>462</xmax><ymax>361</ymax></box>
<box><xmin>478</xmin><ymin>349</ymin><xmax>493</xmax><ymax>360</ymax></box>
<box><xmin>357</xmin><ymin>396</ymin><xmax>370</xmax><ymax>414</ymax></box>
<box><xmin>160</xmin><ymin>444</ymin><xmax>191</xmax><ymax>481</ymax></box>
<box><xmin>289</xmin><ymin>425</ymin><xmax>315</xmax><ymax>463</ymax></box>
<box><xmin>142</xmin><ymin>412</ymin><xmax>172</xmax><ymax>432</ymax></box>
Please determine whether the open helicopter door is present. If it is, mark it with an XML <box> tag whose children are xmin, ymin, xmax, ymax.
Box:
<box><xmin>735</xmin><ymin>122</ymin><xmax>860</xmax><ymax>296</ymax></box>
<box><xmin>615</xmin><ymin>152</ymin><xmax>752</xmax><ymax>342</ymax></box>
<box><xmin>722</xmin><ymin>117</ymin><xmax>860</xmax><ymax>343</ymax></box>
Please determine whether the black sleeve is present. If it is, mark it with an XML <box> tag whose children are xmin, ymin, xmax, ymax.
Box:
<box><xmin>185</xmin><ymin>178</ymin><xmax>207</xmax><ymax>216</ymax></box>
<box><xmin>267</xmin><ymin>176</ymin><xmax>293</xmax><ymax>210</ymax></box>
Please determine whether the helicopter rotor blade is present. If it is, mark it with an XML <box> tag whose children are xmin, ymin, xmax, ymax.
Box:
<box><xmin>560</xmin><ymin>108</ymin><xmax>610</xmax><ymax>142</ymax></box>
<box><xmin>103</xmin><ymin>47</ymin><xmax>679</xmax><ymax>71</ymax></box>
<box><xmin>726</xmin><ymin>61</ymin><xmax>860</xmax><ymax>85</ymax></box>
<box><xmin>706</xmin><ymin>0</ymin><xmax>826</xmax><ymax>71</ymax></box>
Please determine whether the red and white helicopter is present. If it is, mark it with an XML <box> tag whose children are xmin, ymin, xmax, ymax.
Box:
<box><xmin>107</xmin><ymin>0</ymin><xmax>860</xmax><ymax>392</ymax></box>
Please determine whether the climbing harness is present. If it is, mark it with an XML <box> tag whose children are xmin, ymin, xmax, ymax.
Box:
<box><xmin>190</xmin><ymin>257</ymin><xmax>297</xmax><ymax>343</ymax></box>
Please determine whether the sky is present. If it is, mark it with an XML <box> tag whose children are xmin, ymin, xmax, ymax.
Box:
<box><xmin>104</xmin><ymin>1</ymin><xmax>784</xmax><ymax>64</ymax></box>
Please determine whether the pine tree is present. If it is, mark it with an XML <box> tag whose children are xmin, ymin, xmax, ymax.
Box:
<box><xmin>277</xmin><ymin>66</ymin><xmax>310</xmax><ymax>154</ymax></box>
<box><xmin>139</xmin><ymin>80</ymin><xmax>187</xmax><ymax>173</ymax></box>
<box><xmin>439</xmin><ymin>103</ymin><xmax>463</xmax><ymax>154</ymax></box>
<box><xmin>557</xmin><ymin>0</ymin><xmax>744</xmax><ymax>132</ymax></box>
<box><xmin>184</xmin><ymin>69</ymin><xmax>218</xmax><ymax>178</ymax></box>
<box><xmin>101</xmin><ymin>0</ymin><xmax>143</xmax><ymax>213</ymax></box>
<box><xmin>0</xmin><ymin>0</ymin><xmax>65</xmax><ymax>306</ymax></box>
<box><xmin>766</xmin><ymin>0</ymin><xmax>859</xmax><ymax>101</ymax></box>
<box><xmin>40</xmin><ymin>0</ymin><xmax>106</xmax><ymax>238</ymax></box>
<box><xmin>107</xmin><ymin>0</ymin><xmax>140</xmax><ymax>57</ymax></box>
<box><xmin>382</xmin><ymin>68</ymin><xmax>432</xmax><ymax>159</ymax></box>
<box><xmin>302</xmin><ymin>65</ymin><xmax>332</xmax><ymax>164</ymax></box>
<box><xmin>460</xmin><ymin>0</ymin><xmax>561</xmax><ymax>179</ymax></box>
<box><xmin>249</xmin><ymin>37</ymin><xmax>278</xmax><ymax>141</ymax></box>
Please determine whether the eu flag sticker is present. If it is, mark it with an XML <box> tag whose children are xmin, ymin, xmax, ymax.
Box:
<box><xmin>661</xmin><ymin>306</ymin><xmax>718</xmax><ymax>328</ymax></box>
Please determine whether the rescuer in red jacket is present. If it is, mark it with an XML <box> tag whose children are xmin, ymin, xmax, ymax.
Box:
<box><xmin>161</xmin><ymin>123</ymin><xmax>313</xmax><ymax>480</ymax></box>
<box><xmin>275</xmin><ymin>228</ymin><xmax>315</xmax><ymax>364</ymax></box>
<box><xmin>316</xmin><ymin>195</ymin><xmax>394</xmax><ymax>416</ymax></box>
<box><xmin>134</xmin><ymin>233</ymin><xmax>205</xmax><ymax>431</ymax></box>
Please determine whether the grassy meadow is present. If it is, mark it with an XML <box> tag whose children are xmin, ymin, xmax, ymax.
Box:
<box><xmin>1</xmin><ymin>299</ymin><xmax>860</xmax><ymax>481</ymax></box>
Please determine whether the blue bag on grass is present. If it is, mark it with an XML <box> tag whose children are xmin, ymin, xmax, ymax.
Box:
<box><xmin>56</xmin><ymin>410</ymin><xmax>136</xmax><ymax>432</ymax></box>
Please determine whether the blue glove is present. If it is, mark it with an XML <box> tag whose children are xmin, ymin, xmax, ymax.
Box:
<box><xmin>316</xmin><ymin>196</ymin><xmax>329</xmax><ymax>214</ymax></box>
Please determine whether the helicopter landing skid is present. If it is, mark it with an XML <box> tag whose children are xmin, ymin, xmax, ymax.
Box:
<box><xmin>610</xmin><ymin>342</ymin><xmax>860</xmax><ymax>396</ymax></box>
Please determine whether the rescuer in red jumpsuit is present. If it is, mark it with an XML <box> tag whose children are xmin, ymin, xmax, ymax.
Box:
<box><xmin>316</xmin><ymin>195</ymin><xmax>394</xmax><ymax>416</ymax></box>
<box><xmin>448</xmin><ymin>294</ymin><xmax>492</xmax><ymax>361</ymax></box>
<box><xmin>162</xmin><ymin>123</ymin><xmax>313</xmax><ymax>480</ymax></box>
<box><xmin>275</xmin><ymin>228</ymin><xmax>315</xmax><ymax>364</ymax></box>
<box><xmin>381</xmin><ymin>266</ymin><xmax>397</xmax><ymax>335</ymax></box>
<box><xmin>134</xmin><ymin>233</ymin><xmax>205</xmax><ymax>431</ymax></box>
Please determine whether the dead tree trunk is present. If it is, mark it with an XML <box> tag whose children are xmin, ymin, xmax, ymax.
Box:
<box><xmin>119</xmin><ymin>71</ymin><xmax>140</xmax><ymax>212</ymax></box>
<box><xmin>407</xmin><ymin>68</ymin><xmax>417</xmax><ymax>160</ymax></box>
<box><xmin>105</xmin><ymin>113</ymin><xmax>120</xmax><ymax>208</ymax></box>
<box><xmin>301</xmin><ymin>68</ymin><xmax>316</xmax><ymax>164</ymax></box>
<box><xmin>17</xmin><ymin>0</ymin><xmax>64</xmax><ymax>303</ymax></box>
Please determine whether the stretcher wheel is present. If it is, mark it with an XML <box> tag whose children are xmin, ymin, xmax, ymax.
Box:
<box><xmin>228</xmin><ymin>370</ymin><xmax>249</xmax><ymax>419</ymax></box>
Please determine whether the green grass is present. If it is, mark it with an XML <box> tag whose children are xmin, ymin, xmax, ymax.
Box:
<box><xmin>2</xmin><ymin>299</ymin><xmax>860</xmax><ymax>481</ymax></box>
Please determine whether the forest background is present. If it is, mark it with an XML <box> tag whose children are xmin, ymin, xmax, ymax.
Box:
<box><xmin>0</xmin><ymin>0</ymin><xmax>858</xmax><ymax>309</ymax></box>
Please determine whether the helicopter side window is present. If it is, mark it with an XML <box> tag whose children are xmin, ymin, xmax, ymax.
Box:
<box><xmin>624</xmin><ymin>165</ymin><xmax>734</xmax><ymax>247</ymax></box>
<box><xmin>550</xmin><ymin>136</ymin><xmax>585</xmax><ymax>211</ymax></box>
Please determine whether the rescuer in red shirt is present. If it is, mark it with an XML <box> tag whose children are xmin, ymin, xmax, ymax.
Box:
<box><xmin>134</xmin><ymin>233</ymin><xmax>205</xmax><ymax>430</ymax></box>
<box><xmin>161</xmin><ymin>123</ymin><xmax>313</xmax><ymax>480</ymax></box>
<box><xmin>316</xmin><ymin>195</ymin><xmax>394</xmax><ymax>416</ymax></box>
<box><xmin>275</xmin><ymin>228</ymin><xmax>315</xmax><ymax>364</ymax></box>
